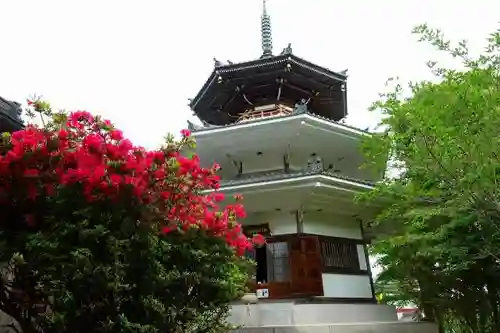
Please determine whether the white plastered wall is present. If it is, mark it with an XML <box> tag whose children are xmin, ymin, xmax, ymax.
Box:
<box><xmin>243</xmin><ymin>211</ymin><xmax>297</xmax><ymax>235</ymax></box>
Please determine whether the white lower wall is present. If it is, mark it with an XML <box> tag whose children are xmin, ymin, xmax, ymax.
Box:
<box><xmin>242</xmin><ymin>211</ymin><xmax>297</xmax><ymax>235</ymax></box>
<box><xmin>270</xmin><ymin>214</ymin><xmax>297</xmax><ymax>235</ymax></box>
<box><xmin>243</xmin><ymin>211</ymin><xmax>364</xmax><ymax>239</ymax></box>
<box><xmin>303</xmin><ymin>214</ymin><xmax>362</xmax><ymax>240</ymax></box>
<box><xmin>322</xmin><ymin>273</ymin><xmax>373</xmax><ymax>298</ymax></box>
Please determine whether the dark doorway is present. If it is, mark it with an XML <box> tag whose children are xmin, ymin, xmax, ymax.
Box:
<box><xmin>255</xmin><ymin>245</ymin><xmax>268</xmax><ymax>283</ymax></box>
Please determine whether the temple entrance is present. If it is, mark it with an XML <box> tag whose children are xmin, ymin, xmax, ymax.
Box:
<box><xmin>255</xmin><ymin>245</ymin><xmax>268</xmax><ymax>283</ymax></box>
<box><xmin>243</xmin><ymin>228</ymin><xmax>364</xmax><ymax>299</ymax></box>
<box><xmin>244</xmin><ymin>224</ymin><xmax>326</xmax><ymax>299</ymax></box>
<box><xmin>250</xmin><ymin>239</ymin><xmax>293</xmax><ymax>299</ymax></box>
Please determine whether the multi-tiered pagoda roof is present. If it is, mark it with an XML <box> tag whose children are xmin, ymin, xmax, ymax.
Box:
<box><xmin>189</xmin><ymin>54</ymin><xmax>348</xmax><ymax>126</ymax></box>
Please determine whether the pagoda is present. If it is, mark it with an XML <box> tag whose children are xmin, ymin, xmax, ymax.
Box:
<box><xmin>187</xmin><ymin>2</ymin><xmax>436</xmax><ymax>332</ymax></box>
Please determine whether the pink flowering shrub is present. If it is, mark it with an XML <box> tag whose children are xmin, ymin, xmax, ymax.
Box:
<box><xmin>0</xmin><ymin>100</ymin><xmax>261</xmax><ymax>333</ymax></box>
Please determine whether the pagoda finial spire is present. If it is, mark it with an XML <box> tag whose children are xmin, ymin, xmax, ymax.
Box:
<box><xmin>261</xmin><ymin>0</ymin><xmax>273</xmax><ymax>58</ymax></box>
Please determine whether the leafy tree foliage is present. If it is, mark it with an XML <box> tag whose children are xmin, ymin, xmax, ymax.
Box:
<box><xmin>0</xmin><ymin>103</ymin><xmax>258</xmax><ymax>333</ymax></box>
<box><xmin>362</xmin><ymin>25</ymin><xmax>500</xmax><ymax>333</ymax></box>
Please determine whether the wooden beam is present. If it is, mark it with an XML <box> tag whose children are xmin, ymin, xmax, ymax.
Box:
<box><xmin>295</xmin><ymin>206</ymin><xmax>304</xmax><ymax>234</ymax></box>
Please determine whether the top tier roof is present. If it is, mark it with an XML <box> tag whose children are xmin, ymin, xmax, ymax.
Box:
<box><xmin>188</xmin><ymin>1</ymin><xmax>349</xmax><ymax>126</ymax></box>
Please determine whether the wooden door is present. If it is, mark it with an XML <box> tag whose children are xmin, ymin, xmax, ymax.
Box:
<box><xmin>262</xmin><ymin>238</ymin><xmax>292</xmax><ymax>299</ymax></box>
<box><xmin>289</xmin><ymin>236</ymin><xmax>323</xmax><ymax>297</ymax></box>
<box><xmin>246</xmin><ymin>238</ymin><xmax>292</xmax><ymax>299</ymax></box>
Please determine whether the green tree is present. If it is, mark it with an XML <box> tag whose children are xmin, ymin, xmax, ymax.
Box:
<box><xmin>362</xmin><ymin>25</ymin><xmax>500</xmax><ymax>333</ymax></box>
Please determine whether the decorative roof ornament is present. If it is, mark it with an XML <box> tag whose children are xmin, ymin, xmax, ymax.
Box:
<box><xmin>260</xmin><ymin>0</ymin><xmax>273</xmax><ymax>58</ymax></box>
<box><xmin>280</xmin><ymin>43</ymin><xmax>293</xmax><ymax>55</ymax></box>
<box><xmin>186</xmin><ymin>120</ymin><xmax>201</xmax><ymax>131</ymax></box>
<box><xmin>213</xmin><ymin>57</ymin><xmax>223</xmax><ymax>67</ymax></box>
<box><xmin>186</xmin><ymin>119</ymin><xmax>222</xmax><ymax>132</ymax></box>
<box><xmin>293</xmin><ymin>98</ymin><xmax>310</xmax><ymax>115</ymax></box>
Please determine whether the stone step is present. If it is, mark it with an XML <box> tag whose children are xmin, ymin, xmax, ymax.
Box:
<box><xmin>230</xmin><ymin>322</ymin><xmax>437</xmax><ymax>333</ymax></box>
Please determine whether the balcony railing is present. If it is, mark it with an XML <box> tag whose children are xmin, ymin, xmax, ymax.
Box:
<box><xmin>237</xmin><ymin>104</ymin><xmax>293</xmax><ymax>123</ymax></box>
<box><xmin>220</xmin><ymin>169</ymin><xmax>374</xmax><ymax>187</ymax></box>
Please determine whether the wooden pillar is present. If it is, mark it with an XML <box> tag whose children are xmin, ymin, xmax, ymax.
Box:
<box><xmin>283</xmin><ymin>153</ymin><xmax>290</xmax><ymax>173</ymax></box>
<box><xmin>358</xmin><ymin>218</ymin><xmax>376</xmax><ymax>302</ymax></box>
<box><xmin>295</xmin><ymin>206</ymin><xmax>304</xmax><ymax>234</ymax></box>
<box><xmin>231</xmin><ymin>159</ymin><xmax>243</xmax><ymax>177</ymax></box>
<box><xmin>341</xmin><ymin>82</ymin><xmax>348</xmax><ymax>118</ymax></box>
